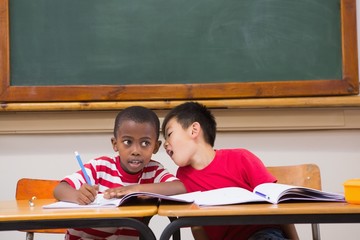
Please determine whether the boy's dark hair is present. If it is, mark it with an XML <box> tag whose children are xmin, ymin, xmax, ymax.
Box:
<box><xmin>114</xmin><ymin>106</ymin><xmax>160</xmax><ymax>139</ymax></box>
<box><xmin>162</xmin><ymin>102</ymin><xmax>216</xmax><ymax>147</ymax></box>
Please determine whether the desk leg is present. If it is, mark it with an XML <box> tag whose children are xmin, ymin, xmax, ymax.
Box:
<box><xmin>159</xmin><ymin>215</ymin><xmax>289</xmax><ymax>240</ymax></box>
<box><xmin>160</xmin><ymin>217</ymin><xmax>196</xmax><ymax>240</ymax></box>
<box><xmin>159</xmin><ymin>213</ymin><xmax>360</xmax><ymax>240</ymax></box>
<box><xmin>167</xmin><ymin>217</ymin><xmax>181</xmax><ymax>240</ymax></box>
<box><xmin>141</xmin><ymin>216</ymin><xmax>155</xmax><ymax>240</ymax></box>
<box><xmin>311</xmin><ymin>223</ymin><xmax>321</xmax><ymax>240</ymax></box>
<box><xmin>0</xmin><ymin>218</ymin><xmax>156</xmax><ymax>240</ymax></box>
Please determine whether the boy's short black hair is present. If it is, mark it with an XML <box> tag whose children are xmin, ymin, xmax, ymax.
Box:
<box><xmin>162</xmin><ymin>102</ymin><xmax>216</xmax><ymax>147</ymax></box>
<box><xmin>114</xmin><ymin>106</ymin><xmax>160</xmax><ymax>139</ymax></box>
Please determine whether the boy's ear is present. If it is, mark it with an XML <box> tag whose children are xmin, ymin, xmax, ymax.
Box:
<box><xmin>153</xmin><ymin>140</ymin><xmax>162</xmax><ymax>154</ymax></box>
<box><xmin>190</xmin><ymin>122</ymin><xmax>201</xmax><ymax>138</ymax></box>
<box><xmin>111</xmin><ymin>137</ymin><xmax>118</xmax><ymax>151</ymax></box>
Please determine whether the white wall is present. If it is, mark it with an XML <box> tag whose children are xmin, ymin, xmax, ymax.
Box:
<box><xmin>1</xmin><ymin>128</ymin><xmax>360</xmax><ymax>239</ymax></box>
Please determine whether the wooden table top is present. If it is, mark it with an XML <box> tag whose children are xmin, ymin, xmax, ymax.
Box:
<box><xmin>0</xmin><ymin>199</ymin><xmax>158</xmax><ymax>222</ymax></box>
<box><xmin>158</xmin><ymin>202</ymin><xmax>360</xmax><ymax>217</ymax></box>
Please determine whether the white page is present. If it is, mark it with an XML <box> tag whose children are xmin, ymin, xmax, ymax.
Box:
<box><xmin>253</xmin><ymin>183</ymin><xmax>345</xmax><ymax>204</ymax></box>
<box><xmin>43</xmin><ymin>194</ymin><xmax>121</xmax><ymax>209</ymax></box>
<box><xmin>192</xmin><ymin>187</ymin><xmax>266</xmax><ymax>206</ymax></box>
<box><xmin>43</xmin><ymin>192</ymin><xmax>195</xmax><ymax>209</ymax></box>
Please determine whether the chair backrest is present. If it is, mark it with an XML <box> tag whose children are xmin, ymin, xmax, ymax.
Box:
<box><xmin>266</xmin><ymin>163</ymin><xmax>321</xmax><ymax>190</ymax></box>
<box><xmin>15</xmin><ymin>178</ymin><xmax>66</xmax><ymax>239</ymax></box>
<box><xmin>266</xmin><ymin>163</ymin><xmax>322</xmax><ymax>240</ymax></box>
<box><xmin>16</xmin><ymin>178</ymin><xmax>60</xmax><ymax>200</ymax></box>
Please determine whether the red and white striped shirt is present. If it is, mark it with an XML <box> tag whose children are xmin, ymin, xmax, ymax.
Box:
<box><xmin>63</xmin><ymin>155</ymin><xmax>178</xmax><ymax>240</ymax></box>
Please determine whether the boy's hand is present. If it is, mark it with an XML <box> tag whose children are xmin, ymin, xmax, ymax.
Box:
<box><xmin>77</xmin><ymin>184</ymin><xmax>98</xmax><ymax>205</ymax></box>
<box><xmin>103</xmin><ymin>185</ymin><xmax>140</xmax><ymax>199</ymax></box>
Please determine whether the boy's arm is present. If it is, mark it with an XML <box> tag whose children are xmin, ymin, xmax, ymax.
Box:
<box><xmin>104</xmin><ymin>181</ymin><xmax>186</xmax><ymax>199</ymax></box>
<box><xmin>53</xmin><ymin>181</ymin><xmax>98</xmax><ymax>205</ymax></box>
<box><xmin>281</xmin><ymin>224</ymin><xmax>299</xmax><ymax>240</ymax></box>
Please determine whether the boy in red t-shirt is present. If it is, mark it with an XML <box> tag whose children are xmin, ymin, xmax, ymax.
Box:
<box><xmin>161</xmin><ymin>101</ymin><xmax>299</xmax><ymax>240</ymax></box>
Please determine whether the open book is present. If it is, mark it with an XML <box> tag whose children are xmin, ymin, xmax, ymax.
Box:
<box><xmin>43</xmin><ymin>183</ymin><xmax>345</xmax><ymax>209</ymax></box>
<box><xmin>43</xmin><ymin>192</ymin><xmax>194</xmax><ymax>209</ymax></box>
<box><xmin>176</xmin><ymin>183</ymin><xmax>345</xmax><ymax>206</ymax></box>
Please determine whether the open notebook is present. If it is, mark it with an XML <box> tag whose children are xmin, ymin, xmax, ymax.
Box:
<box><xmin>43</xmin><ymin>192</ymin><xmax>194</xmax><ymax>209</ymax></box>
<box><xmin>186</xmin><ymin>183</ymin><xmax>345</xmax><ymax>206</ymax></box>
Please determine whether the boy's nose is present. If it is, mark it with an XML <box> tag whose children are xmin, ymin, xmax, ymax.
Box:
<box><xmin>163</xmin><ymin>141</ymin><xmax>169</xmax><ymax>149</ymax></box>
<box><xmin>131</xmin><ymin>144</ymin><xmax>141</xmax><ymax>155</ymax></box>
<box><xmin>131</xmin><ymin>150</ymin><xmax>140</xmax><ymax>156</ymax></box>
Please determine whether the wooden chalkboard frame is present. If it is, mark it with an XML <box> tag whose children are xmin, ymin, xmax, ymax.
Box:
<box><xmin>0</xmin><ymin>0</ymin><xmax>358</xmax><ymax>103</ymax></box>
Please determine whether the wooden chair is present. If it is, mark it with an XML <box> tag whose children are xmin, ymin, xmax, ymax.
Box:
<box><xmin>267</xmin><ymin>163</ymin><xmax>322</xmax><ymax>240</ymax></box>
<box><xmin>175</xmin><ymin>164</ymin><xmax>322</xmax><ymax>240</ymax></box>
<box><xmin>15</xmin><ymin>178</ymin><xmax>66</xmax><ymax>240</ymax></box>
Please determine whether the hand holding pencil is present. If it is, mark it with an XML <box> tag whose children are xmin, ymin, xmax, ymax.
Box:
<box><xmin>74</xmin><ymin>151</ymin><xmax>99</xmax><ymax>204</ymax></box>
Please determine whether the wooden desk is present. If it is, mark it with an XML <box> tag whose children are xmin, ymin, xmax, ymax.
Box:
<box><xmin>0</xmin><ymin>199</ymin><xmax>157</xmax><ymax>240</ymax></box>
<box><xmin>158</xmin><ymin>202</ymin><xmax>360</xmax><ymax>240</ymax></box>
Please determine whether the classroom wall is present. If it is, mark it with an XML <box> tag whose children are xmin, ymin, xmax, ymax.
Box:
<box><xmin>0</xmin><ymin>0</ymin><xmax>359</xmax><ymax>239</ymax></box>
<box><xmin>1</xmin><ymin>127</ymin><xmax>360</xmax><ymax>240</ymax></box>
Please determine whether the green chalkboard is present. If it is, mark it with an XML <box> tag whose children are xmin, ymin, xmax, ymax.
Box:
<box><xmin>9</xmin><ymin>0</ymin><xmax>343</xmax><ymax>85</ymax></box>
<box><xmin>0</xmin><ymin>0</ymin><xmax>358</xmax><ymax>102</ymax></box>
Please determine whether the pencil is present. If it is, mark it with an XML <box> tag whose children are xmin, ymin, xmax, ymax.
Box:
<box><xmin>75</xmin><ymin>151</ymin><xmax>92</xmax><ymax>185</ymax></box>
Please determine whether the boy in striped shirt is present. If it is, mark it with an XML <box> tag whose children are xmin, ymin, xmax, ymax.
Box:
<box><xmin>54</xmin><ymin>106</ymin><xmax>186</xmax><ymax>240</ymax></box>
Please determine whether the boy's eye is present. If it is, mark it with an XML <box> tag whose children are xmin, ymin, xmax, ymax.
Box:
<box><xmin>167</xmin><ymin>131</ymin><xmax>173</xmax><ymax>138</ymax></box>
<box><xmin>141</xmin><ymin>141</ymin><xmax>150</xmax><ymax>147</ymax></box>
<box><xmin>123</xmin><ymin>140</ymin><xmax>132</xmax><ymax>145</ymax></box>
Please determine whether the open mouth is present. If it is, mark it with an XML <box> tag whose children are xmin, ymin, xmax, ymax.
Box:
<box><xmin>166</xmin><ymin>150</ymin><xmax>174</xmax><ymax>157</ymax></box>
<box><xmin>128</xmin><ymin>160</ymin><xmax>142</xmax><ymax>167</ymax></box>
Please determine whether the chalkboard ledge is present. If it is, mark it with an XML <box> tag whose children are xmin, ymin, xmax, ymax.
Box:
<box><xmin>1</xmin><ymin>96</ymin><xmax>360</xmax><ymax>112</ymax></box>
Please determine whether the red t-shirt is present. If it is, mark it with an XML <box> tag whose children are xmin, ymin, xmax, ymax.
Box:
<box><xmin>177</xmin><ymin>148</ymin><xmax>278</xmax><ymax>240</ymax></box>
